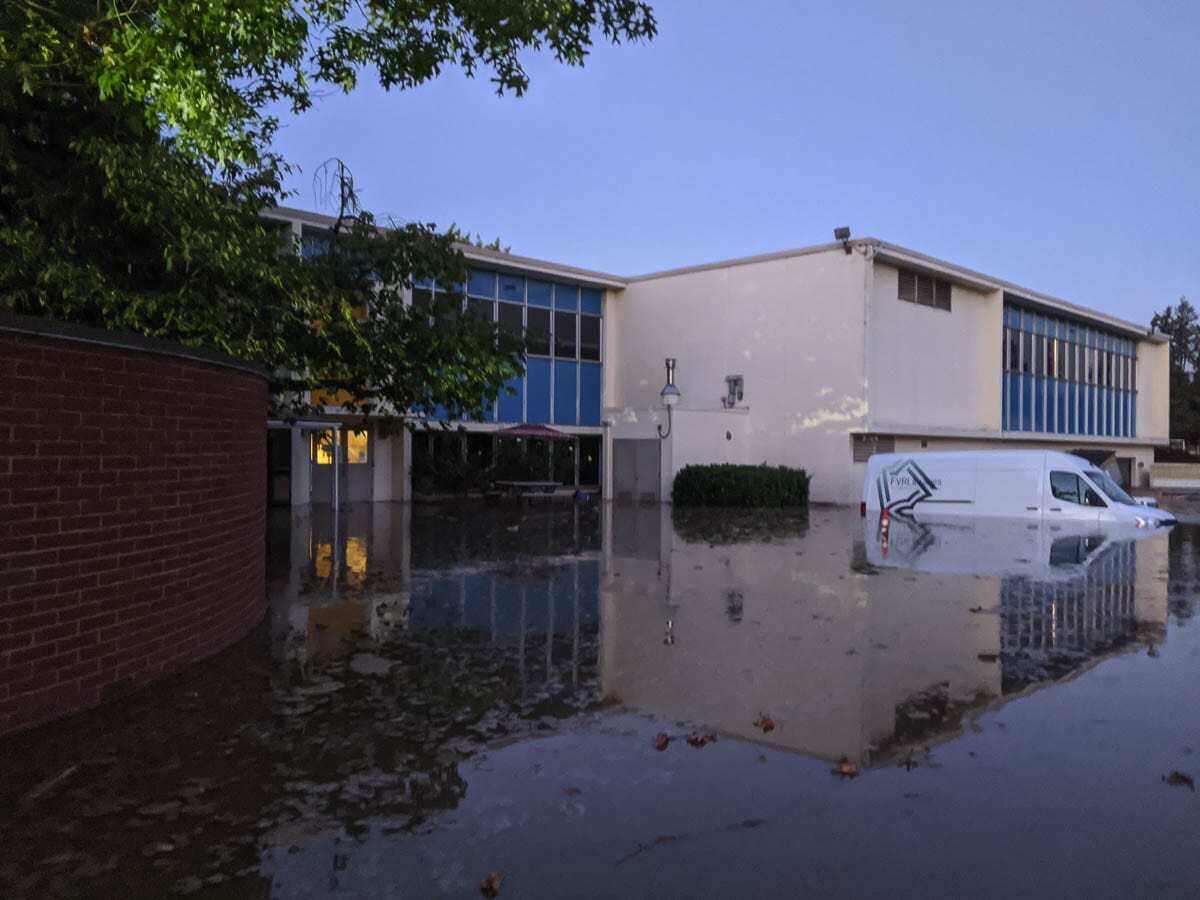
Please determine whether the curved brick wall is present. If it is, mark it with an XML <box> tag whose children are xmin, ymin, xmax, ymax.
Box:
<box><xmin>0</xmin><ymin>315</ymin><xmax>267</xmax><ymax>735</ymax></box>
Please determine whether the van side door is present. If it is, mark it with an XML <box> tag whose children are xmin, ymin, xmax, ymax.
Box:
<box><xmin>1045</xmin><ymin>469</ymin><xmax>1103</xmax><ymax>524</ymax></box>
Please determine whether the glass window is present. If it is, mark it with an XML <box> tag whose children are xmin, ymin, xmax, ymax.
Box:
<box><xmin>1047</xmin><ymin>338</ymin><xmax>1058</xmax><ymax>378</ymax></box>
<box><xmin>468</xmin><ymin>270</ymin><xmax>496</xmax><ymax>298</ymax></box>
<box><xmin>1034</xmin><ymin>335</ymin><xmax>1045</xmax><ymax>376</ymax></box>
<box><xmin>499</xmin><ymin>273</ymin><xmax>523</xmax><ymax>302</ymax></box>
<box><xmin>580</xmin><ymin>288</ymin><xmax>603</xmax><ymax>316</ymax></box>
<box><xmin>1050</xmin><ymin>471</ymin><xmax>1082</xmax><ymax>504</ymax></box>
<box><xmin>345</xmin><ymin>430</ymin><xmax>369</xmax><ymax>464</ymax></box>
<box><xmin>1021</xmin><ymin>332</ymin><xmax>1032</xmax><ymax>373</ymax></box>
<box><xmin>468</xmin><ymin>298</ymin><xmax>494</xmax><ymax>322</ymax></box>
<box><xmin>1007</xmin><ymin>329</ymin><xmax>1020</xmax><ymax>372</ymax></box>
<box><xmin>412</xmin><ymin>288</ymin><xmax>434</xmax><ymax>316</ymax></box>
<box><xmin>555</xmin><ymin>284</ymin><xmax>579</xmax><ymax>311</ymax></box>
<box><xmin>311</xmin><ymin>430</ymin><xmax>335</xmax><ymax>465</ymax></box>
<box><xmin>1087</xmin><ymin>469</ymin><xmax>1134</xmax><ymax>505</ymax></box>
<box><xmin>527</xmin><ymin>279</ymin><xmax>552</xmax><ymax>307</ymax></box>
<box><xmin>498</xmin><ymin>302</ymin><xmax>523</xmax><ymax>340</ymax></box>
<box><xmin>526</xmin><ymin>307</ymin><xmax>551</xmax><ymax>355</ymax></box>
<box><xmin>580</xmin><ymin>315</ymin><xmax>601</xmax><ymax>361</ymax></box>
<box><xmin>554</xmin><ymin>311</ymin><xmax>577</xmax><ymax>358</ymax></box>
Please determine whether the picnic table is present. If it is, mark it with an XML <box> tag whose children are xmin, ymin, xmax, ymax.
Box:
<box><xmin>492</xmin><ymin>480</ymin><xmax>562</xmax><ymax>497</ymax></box>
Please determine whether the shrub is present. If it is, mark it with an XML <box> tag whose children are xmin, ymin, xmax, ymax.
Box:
<box><xmin>671</xmin><ymin>464</ymin><xmax>811</xmax><ymax>508</ymax></box>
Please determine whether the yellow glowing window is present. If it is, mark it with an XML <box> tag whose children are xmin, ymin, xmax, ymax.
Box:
<box><xmin>345</xmin><ymin>430</ymin><xmax>369</xmax><ymax>464</ymax></box>
<box><xmin>312</xmin><ymin>430</ymin><xmax>335</xmax><ymax>465</ymax></box>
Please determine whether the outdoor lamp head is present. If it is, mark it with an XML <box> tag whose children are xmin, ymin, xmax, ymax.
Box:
<box><xmin>660</xmin><ymin>382</ymin><xmax>681</xmax><ymax>407</ymax></box>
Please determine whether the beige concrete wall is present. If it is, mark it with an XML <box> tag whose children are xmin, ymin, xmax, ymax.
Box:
<box><xmin>1150</xmin><ymin>462</ymin><xmax>1200</xmax><ymax>489</ymax></box>
<box><xmin>867</xmin><ymin>263</ymin><xmax>1003</xmax><ymax>432</ymax></box>
<box><xmin>1137</xmin><ymin>339</ymin><xmax>1170</xmax><ymax>441</ymax></box>
<box><xmin>607</xmin><ymin>248</ymin><xmax>870</xmax><ymax>503</ymax></box>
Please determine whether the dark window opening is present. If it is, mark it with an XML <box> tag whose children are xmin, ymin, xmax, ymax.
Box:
<box><xmin>526</xmin><ymin>307</ymin><xmax>551</xmax><ymax>356</ymax></box>
<box><xmin>554</xmin><ymin>311</ymin><xmax>577</xmax><ymax>358</ymax></box>
<box><xmin>580</xmin><ymin>316</ymin><xmax>601</xmax><ymax>361</ymax></box>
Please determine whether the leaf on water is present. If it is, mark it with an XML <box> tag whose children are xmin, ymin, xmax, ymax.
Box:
<box><xmin>686</xmin><ymin>732</ymin><xmax>716</xmax><ymax>748</ymax></box>
<box><xmin>753</xmin><ymin>714</ymin><xmax>775</xmax><ymax>734</ymax></box>
<box><xmin>1163</xmin><ymin>771</ymin><xmax>1195</xmax><ymax>791</ymax></box>
<box><xmin>562</xmin><ymin>786</ymin><xmax>582</xmax><ymax>797</ymax></box>
<box><xmin>654</xmin><ymin>733</ymin><xmax>670</xmax><ymax>752</ymax></box>
<box><xmin>480</xmin><ymin>871</ymin><xmax>503</xmax><ymax>897</ymax></box>
<box><xmin>832</xmin><ymin>757</ymin><xmax>860</xmax><ymax>779</ymax></box>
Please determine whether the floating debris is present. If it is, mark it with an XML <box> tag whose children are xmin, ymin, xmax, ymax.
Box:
<box><xmin>752</xmin><ymin>715</ymin><xmax>776</xmax><ymax>734</ymax></box>
<box><xmin>686</xmin><ymin>732</ymin><xmax>717</xmax><ymax>748</ymax></box>
<box><xmin>1163</xmin><ymin>771</ymin><xmax>1195</xmax><ymax>791</ymax></box>
<box><xmin>480</xmin><ymin>871</ymin><xmax>503</xmax><ymax>897</ymax></box>
<box><xmin>832</xmin><ymin>757</ymin><xmax>860</xmax><ymax>779</ymax></box>
<box><xmin>654</xmin><ymin>733</ymin><xmax>671</xmax><ymax>752</ymax></box>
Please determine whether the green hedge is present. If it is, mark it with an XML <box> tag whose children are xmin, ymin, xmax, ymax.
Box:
<box><xmin>671</xmin><ymin>464</ymin><xmax>811</xmax><ymax>508</ymax></box>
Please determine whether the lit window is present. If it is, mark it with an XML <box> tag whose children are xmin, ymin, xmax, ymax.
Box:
<box><xmin>312</xmin><ymin>430</ymin><xmax>335</xmax><ymax>465</ymax></box>
<box><xmin>345</xmin><ymin>430</ymin><xmax>369</xmax><ymax>464</ymax></box>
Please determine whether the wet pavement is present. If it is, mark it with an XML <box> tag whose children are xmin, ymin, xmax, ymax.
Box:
<box><xmin>2</xmin><ymin>503</ymin><xmax>1199</xmax><ymax>898</ymax></box>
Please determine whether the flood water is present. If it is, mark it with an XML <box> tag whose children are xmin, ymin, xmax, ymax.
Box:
<box><xmin>3</xmin><ymin>503</ymin><xmax>1199</xmax><ymax>898</ymax></box>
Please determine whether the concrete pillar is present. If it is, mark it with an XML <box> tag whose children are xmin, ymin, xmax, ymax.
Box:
<box><xmin>372</xmin><ymin>435</ymin><xmax>393</xmax><ymax>501</ymax></box>
<box><xmin>290</xmin><ymin>428</ymin><xmax>311</xmax><ymax>507</ymax></box>
<box><xmin>394</xmin><ymin>430</ymin><xmax>413</xmax><ymax>502</ymax></box>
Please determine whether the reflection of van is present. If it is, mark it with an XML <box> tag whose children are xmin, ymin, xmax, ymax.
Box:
<box><xmin>862</xmin><ymin>450</ymin><xmax>1175</xmax><ymax>526</ymax></box>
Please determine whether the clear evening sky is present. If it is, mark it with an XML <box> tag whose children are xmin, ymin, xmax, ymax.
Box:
<box><xmin>272</xmin><ymin>0</ymin><xmax>1199</xmax><ymax>326</ymax></box>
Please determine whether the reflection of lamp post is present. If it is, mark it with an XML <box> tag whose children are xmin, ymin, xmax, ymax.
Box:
<box><xmin>657</xmin><ymin>357</ymin><xmax>680</xmax><ymax>439</ymax></box>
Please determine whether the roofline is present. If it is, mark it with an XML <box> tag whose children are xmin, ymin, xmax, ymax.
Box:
<box><xmin>265</xmin><ymin>205</ymin><xmax>627</xmax><ymax>290</ymax></box>
<box><xmin>867</xmin><ymin>240</ymin><xmax>1166</xmax><ymax>343</ymax></box>
<box><xmin>265</xmin><ymin>206</ymin><xmax>1166</xmax><ymax>340</ymax></box>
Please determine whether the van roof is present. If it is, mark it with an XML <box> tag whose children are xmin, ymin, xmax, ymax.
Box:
<box><xmin>867</xmin><ymin>449</ymin><xmax>1093</xmax><ymax>467</ymax></box>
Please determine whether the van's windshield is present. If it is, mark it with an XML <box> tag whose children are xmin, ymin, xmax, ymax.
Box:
<box><xmin>1085</xmin><ymin>469</ymin><xmax>1136</xmax><ymax>506</ymax></box>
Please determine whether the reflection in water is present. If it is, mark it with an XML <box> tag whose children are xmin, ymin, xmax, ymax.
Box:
<box><xmin>601</xmin><ymin>507</ymin><xmax>1170</xmax><ymax>764</ymax></box>
<box><xmin>0</xmin><ymin>501</ymin><xmax>1186</xmax><ymax>898</ymax></box>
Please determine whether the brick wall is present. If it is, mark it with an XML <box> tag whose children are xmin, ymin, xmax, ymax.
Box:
<box><xmin>0</xmin><ymin>323</ymin><xmax>267</xmax><ymax>735</ymax></box>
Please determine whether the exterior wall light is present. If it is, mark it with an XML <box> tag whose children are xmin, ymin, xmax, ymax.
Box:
<box><xmin>657</xmin><ymin>357</ymin><xmax>680</xmax><ymax>439</ymax></box>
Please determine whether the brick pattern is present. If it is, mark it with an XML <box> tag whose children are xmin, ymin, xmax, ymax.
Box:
<box><xmin>0</xmin><ymin>332</ymin><xmax>267</xmax><ymax>735</ymax></box>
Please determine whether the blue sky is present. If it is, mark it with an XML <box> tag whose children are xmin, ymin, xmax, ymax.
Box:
<box><xmin>272</xmin><ymin>0</ymin><xmax>1199</xmax><ymax>325</ymax></box>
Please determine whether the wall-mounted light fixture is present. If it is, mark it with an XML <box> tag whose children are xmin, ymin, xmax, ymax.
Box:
<box><xmin>834</xmin><ymin>225</ymin><xmax>852</xmax><ymax>254</ymax></box>
<box><xmin>657</xmin><ymin>357</ymin><xmax>680</xmax><ymax>439</ymax></box>
<box><xmin>721</xmin><ymin>374</ymin><xmax>744</xmax><ymax>409</ymax></box>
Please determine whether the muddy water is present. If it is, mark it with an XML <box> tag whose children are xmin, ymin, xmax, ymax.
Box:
<box><xmin>2</xmin><ymin>504</ymin><xmax>1198</xmax><ymax>898</ymax></box>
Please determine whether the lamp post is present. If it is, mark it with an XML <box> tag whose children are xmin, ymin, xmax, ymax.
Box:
<box><xmin>657</xmin><ymin>357</ymin><xmax>680</xmax><ymax>439</ymax></box>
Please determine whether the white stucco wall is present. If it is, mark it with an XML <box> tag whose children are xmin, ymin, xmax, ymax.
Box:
<box><xmin>607</xmin><ymin>248</ymin><xmax>870</xmax><ymax>503</ymax></box>
<box><xmin>1137</xmin><ymin>339</ymin><xmax>1170</xmax><ymax>441</ymax></box>
<box><xmin>867</xmin><ymin>263</ymin><xmax>1003</xmax><ymax>433</ymax></box>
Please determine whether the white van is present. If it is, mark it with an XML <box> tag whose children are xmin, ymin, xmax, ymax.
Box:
<box><xmin>862</xmin><ymin>450</ymin><xmax>1175</xmax><ymax>527</ymax></box>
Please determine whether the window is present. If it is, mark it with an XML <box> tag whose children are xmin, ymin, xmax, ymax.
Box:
<box><xmin>345</xmin><ymin>430</ymin><xmax>369</xmax><ymax>464</ymax></box>
<box><xmin>468</xmin><ymin>298</ymin><xmax>494</xmax><ymax>322</ymax></box>
<box><xmin>1049</xmin><ymin>471</ymin><xmax>1082</xmax><ymax>504</ymax></box>
<box><xmin>898</xmin><ymin>268</ymin><xmax>951</xmax><ymax>311</ymax></box>
<box><xmin>412</xmin><ymin>288</ymin><xmax>434</xmax><ymax>316</ymax></box>
<box><xmin>1007</xmin><ymin>329</ymin><xmax>1020</xmax><ymax>372</ymax></box>
<box><xmin>498</xmin><ymin>302</ymin><xmax>523</xmax><ymax>340</ymax></box>
<box><xmin>526</xmin><ymin>307</ymin><xmax>551</xmax><ymax>356</ymax></box>
<box><xmin>580</xmin><ymin>316</ymin><xmax>601</xmax><ymax>361</ymax></box>
<box><xmin>554</xmin><ymin>311</ymin><xmax>577</xmax><ymax>357</ymax></box>
<box><xmin>499</xmin><ymin>273</ymin><xmax>523</xmax><ymax>302</ymax></box>
<box><xmin>311</xmin><ymin>430</ymin><xmax>335</xmax><ymax>465</ymax></box>
<box><xmin>1050</xmin><ymin>471</ymin><xmax>1106</xmax><ymax>507</ymax></box>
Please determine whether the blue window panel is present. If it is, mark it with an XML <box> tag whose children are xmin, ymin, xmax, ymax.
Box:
<box><xmin>1131</xmin><ymin>396</ymin><xmax>1137</xmax><ymax>436</ymax></box>
<box><xmin>432</xmin><ymin>404</ymin><xmax>449</xmax><ymax>421</ymax></box>
<box><xmin>1087</xmin><ymin>387</ymin><xmax>1096</xmax><ymax>435</ymax></box>
<box><xmin>555</xmin><ymin>284</ymin><xmax>579</xmax><ymax>311</ymax></box>
<box><xmin>527</xmin><ymin>358</ymin><xmax>552</xmax><ymax>423</ymax></box>
<box><xmin>1067</xmin><ymin>383</ymin><xmax>1076</xmax><ymax>433</ymax></box>
<box><xmin>1001</xmin><ymin>373</ymin><xmax>1009</xmax><ymax>430</ymax></box>
<box><xmin>414</xmin><ymin>276</ymin><xmax>434</xmax><ymax>289</ymax></box>
<box><xmin>468</xmin><ymin>269</ymin><xmax>496</xmax><ymax>298</ymax></box>
<box><xmin>1007</xmin><ymin>373</ymin><xmax>1020</xmax><ymax>430</ymax></box>
<box><xmin>581</xmin><ymin>288</ymin><xmax>603</xmax><ymax>316</ymax></box>
<box><xmin>1034</xmin><ymin>378</ymin><xmax>1044</xmax><ymax>432</ymax></box>
<box><xmin>499</xmin><ymin>273</ymin><xmax>523</xmax><ymax>302</ymax></box>
<box><xmin>498</xmin><ymin>376</ymin><xmax>523</xmax><ymax>423</ymax></box>
<box><xmin>553</xmin><ymin>360</ymin><xmax>578</xmax><ymax>425</ymax></box>
<box><xmin>1057</xmin><ymin>381</ymin><xmax>1067</xmax><ymax>433</ymax></box>
<box><xmin>580</xmin><ymin>362</ymin><xmax>602</xmax><ymax>426</ymax></box>
<box><xmin>528</xmin><ymin>279</ymin><xmax>552</xmax><ymax>307</ymax></box>
<box><xmin>1021</xmin><ymin>375</ymin><xmax>1033</xmax><ymax>431</ymax></box>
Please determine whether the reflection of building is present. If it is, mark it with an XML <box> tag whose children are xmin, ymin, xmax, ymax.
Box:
<box><xmin>263</xmin><ymin>206</ymin><xmax>1170</xmax><ymax>505</ymax></box>
<box><xmin>600</xmin><ymin>507</ymin><xmax>1171</xmax><ymax>765</ymax></box>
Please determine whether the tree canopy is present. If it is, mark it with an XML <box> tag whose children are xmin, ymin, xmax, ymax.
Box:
<box><xmin>1</xmin><ymin>1</ymin><xmax>655</xmax><ymax>429</ymax></box>
<box><xmin>1151</xmin><ymin>298</ymin><xmax>1200</xmax><ymax>443</ymax></box>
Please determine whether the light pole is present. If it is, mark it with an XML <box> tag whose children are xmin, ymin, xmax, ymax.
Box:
<box><xmin>657</xmin><ymin>357</ymin><xmax>680</xmax><ymax>439</ymax></box>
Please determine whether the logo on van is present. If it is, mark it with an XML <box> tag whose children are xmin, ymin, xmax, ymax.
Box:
<box><xmin>876</xmin><ymin>458</ymin><xmax>938</xmax><ymax>519</ymax></box>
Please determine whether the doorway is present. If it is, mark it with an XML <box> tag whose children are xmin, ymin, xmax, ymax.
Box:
<box><xmin>613</xmin><ymin>439</ymin><xmax>661</xmax><ymax>503</ymax></box>
<box><xmin>310</xmin><ymin>428</ymin><xmax>374</xmax><ymax>504</ymax></box>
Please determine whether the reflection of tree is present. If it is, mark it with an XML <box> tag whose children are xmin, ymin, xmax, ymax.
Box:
<box><xmin>670</xmin><ymin>507</ymin><xmax>808</xmax><ymax>545</ymax></box>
